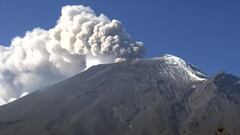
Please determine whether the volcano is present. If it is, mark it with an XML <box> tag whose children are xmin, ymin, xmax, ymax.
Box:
<box><xmin>0</xmin><ymin>54</ymin><xmax>239</xmax><ymax>135</ymax></box>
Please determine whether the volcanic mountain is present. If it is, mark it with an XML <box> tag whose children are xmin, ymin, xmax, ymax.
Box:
<box><xmin>0</xmin><ymin>54</ymin><xmax>239</xmax><ymax>135</ymax></box>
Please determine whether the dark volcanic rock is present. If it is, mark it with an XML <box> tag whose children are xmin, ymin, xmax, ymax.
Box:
<box><xmin>0</xmin><ymin>55</ymin><xmax>239</xmax><ymax>135</ymax></box>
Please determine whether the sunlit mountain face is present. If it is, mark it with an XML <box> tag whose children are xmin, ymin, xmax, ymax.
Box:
<box><xmin>0</xmin><ymin>2</ymin><xmax>239</xmax><ymax>135</ymax></box>
<box><xmin>0</xmin><ymin>55</ymin><xmax>239</xmax><ymax>135</ymax></box>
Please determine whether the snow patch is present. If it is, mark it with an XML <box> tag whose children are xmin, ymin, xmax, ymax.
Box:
<box><xmin>20</xmin><ymin>92</ymin><xmax>29</xmax><ymax>98</ymax></box>
<box><xmin>162</xmin><ymin>54</ymin><xmax>207</xmax><ymax>81</ymax></box>
<box><xmin>0</xmin><ymin>98</ymin><xmax>6</xmax><ymax>106</ymax></box>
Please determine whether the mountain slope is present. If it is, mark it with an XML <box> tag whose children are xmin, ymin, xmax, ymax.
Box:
<box><xmin>0</xmin><ymin>55</ymin><xmax>239</xmax><ymax>135</ymax></box>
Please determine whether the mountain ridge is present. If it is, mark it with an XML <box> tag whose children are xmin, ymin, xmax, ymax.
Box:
<box><xmin>0</xmin><ymin>55</ymin><xmax>239</xmax><ymax>135</ymax></box>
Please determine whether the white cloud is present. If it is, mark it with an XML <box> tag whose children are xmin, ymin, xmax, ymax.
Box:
<box><xmin>0</xmin><ymin>5</ymin><xmax>144</xmax><ymax>105</ymax></box>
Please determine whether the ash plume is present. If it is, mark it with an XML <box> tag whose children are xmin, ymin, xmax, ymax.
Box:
<box><xmin>0</xmin><ymin>5</ymin><xmax>144</xmax><ymax>104</ymax></box>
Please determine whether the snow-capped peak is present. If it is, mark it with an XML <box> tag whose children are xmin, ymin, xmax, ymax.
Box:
<box><xmin>161</xmin><ymin>54</ymin><xmax>208</xmax><ymax>81</ymax></box>
<box><xmin>150</xmin><ymin>54</ymin><xmax>208</xmax><ymax>82</ymax></box>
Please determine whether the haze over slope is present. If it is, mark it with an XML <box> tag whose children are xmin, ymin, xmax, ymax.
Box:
<box><xmin>0</xmin><ymin>5</ymin><xmax>144</xmax><ymax>104</ymax></box>
<box><xmin>0</xmin><ymin>55</ymin><xmax>239</xmax><ymax>135</ymax></box>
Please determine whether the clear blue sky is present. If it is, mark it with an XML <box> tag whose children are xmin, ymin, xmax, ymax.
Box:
<box><xmin>0</xmin><ymin>0</ymin><xmax>239</xmax><ymax>76</ymax></box>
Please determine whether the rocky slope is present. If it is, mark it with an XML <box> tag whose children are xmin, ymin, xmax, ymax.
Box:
<box><xmin>0</xmin><ymin>55</ymin><xmax>239</xmax><ymax>135</ymax></box>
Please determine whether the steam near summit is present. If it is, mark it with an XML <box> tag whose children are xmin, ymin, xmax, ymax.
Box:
<box><xmin>0</xmin><ymin>5</ymin><xmax>144</xmax><ymax>104</ymax></box>
<box><xmin>0</xmin><ymin>2</ymin><xmax>239</xmax><ymax>135</ymax></box>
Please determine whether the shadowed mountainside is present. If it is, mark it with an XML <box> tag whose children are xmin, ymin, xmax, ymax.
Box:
<box><xmin>0</xmin><ymin>55</ymin><xmax>239</xmax><ymax>135</ymax></box>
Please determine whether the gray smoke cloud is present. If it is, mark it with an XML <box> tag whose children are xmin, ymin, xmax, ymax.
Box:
<box><xmin>0</xmin><ymin>5</ymin><xmax>144</xmax><ymax>105</ymax></box>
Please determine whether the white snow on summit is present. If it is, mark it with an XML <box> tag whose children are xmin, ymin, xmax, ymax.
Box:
<box><xmin>0</xmin><ymin>98</ymin><xmax>6</xmax><ymax>106</ymax></box>
<box><xmin>149</xmin><ymin>54</ymin><xmax>208</xmax><ymax>82</ymax></box>
<box><xmin>161</xmin><ymin>54</ymin><xmax>207</xmax><ymax>81</ymax></box>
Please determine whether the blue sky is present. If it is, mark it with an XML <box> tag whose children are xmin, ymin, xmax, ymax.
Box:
<box><xmin>0</xmin><ymin>0</ymin><xmax>239</xmax><ymax>75</ymax></box>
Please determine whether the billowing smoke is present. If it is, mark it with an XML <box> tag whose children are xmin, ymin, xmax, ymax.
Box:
<box><xmin>0</xmin><ymin>5</ymin><xmax>144</xmax><ymax>105</ymax></box>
